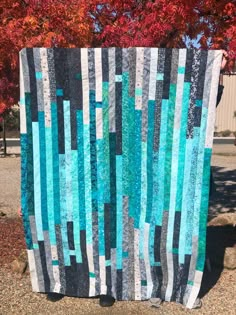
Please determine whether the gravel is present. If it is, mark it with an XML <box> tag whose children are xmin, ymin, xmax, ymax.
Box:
<box><xmin>0</xmin><ymin>156</ymin><xmax>20</xmax><ymax>218</ymax></box>
<box><xmin>0</xmin><ymin>267</ymin><xmax>235</xmax><ymax>315</ymax></box>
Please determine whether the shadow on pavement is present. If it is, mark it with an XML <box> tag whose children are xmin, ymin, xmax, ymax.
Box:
<box><xmin>208</xmin><ymin>166</ymin><xmax>236</xmax><ymax>220</ymax></box>
<box><xmin>200</xmin><ymin>165</ymin><xmax>236</xmax><ymax>298</ymax></box>
<box><xmin>199</xmin><ymin>225</ymin><xmax>236</xmax><ymax>298</ymax></box>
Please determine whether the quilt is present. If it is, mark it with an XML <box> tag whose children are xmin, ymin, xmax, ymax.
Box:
<box><xmin>20</xmin><ymin>48</ymin><xmax>222</xmax><ymax>308</ymax></box>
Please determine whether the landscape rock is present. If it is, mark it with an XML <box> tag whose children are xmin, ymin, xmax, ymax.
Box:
<box><xmin>208</xmin><ymin>213</ymin><xmax>236</xmax><ymax>227</ymax></box>
<box><xmin>224</xmin><ymin>247</ymin><xmax>236</xmax><ymax>269</ymax></box>
<box><xmin>10</xmin><ymin>250</ymin><xmax>28</xmax><ymax>274</ymax></box>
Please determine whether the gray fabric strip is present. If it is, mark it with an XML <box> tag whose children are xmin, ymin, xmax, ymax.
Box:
<box><xmin>153</xmin><ymin>49</ymin><xmax>165</xmax><ymax>152</ymax></box>
<box><xmin>187</xmin><ymin>49</ymin><xmax>201</xmax><ymax>138</ymax></box>
<box><xmin>43</xmin><ymin>231</ymin><xmax>55</xmax><ymax>291</ymax></box>
<box><xmin>170</xmin><ymin>49</ymin><xmax>179</xmax><ymax>84</ymax></box>
<box><xmin>122</xmin><ymin>196</ymin><xmax>130</xmax><ymax>299</ymax></box>
<box><xmin>142</xmin><ymin>48</ymin><xmax>151</xmax><ymax>142</ymax></box>
<box><xmin>122</xmin><ymin>48</ymin><xmax>129</xmax><ymax>73</ymax></box>
<box><xmin>140</xmin><ymin>257</ymin><xmax>147</xmax><ymax>299</ymax></box>
<box><xmin>47</xmin><ymin>48</ymin><xmax>57</xmax><ymax>104</ymax></box>
<box><xmin>160</xmin><ymin>211</ymin><xmax>169</xmax><ymax>299</ymax></box>
<box><xmin>111</xmin><ymin>248</ymin><xmax>117</xmax><ymax>298</ymax></box>
<box><xmin>187</xmin><ymin>236</ymin><xmax>198</xmax><ymax>285</ymax></box>
<box><xmin>122</xmin><ymin>258</ymin><xmax>129</xmax><ymax>300</ymax></box>
<box><xmin>108</xmin><ymin>48</ymin><xmax>116</xmax><ymax>132</ymax></box>
<box><xmin>92</xmin><ymin>211</ymin><xmax>100</xmax><ymax>295</ymax></box>
<box><xmin>88</xmin><ymin>48</ymin><xmax>95</xmax><ymax>90</ymax></box>
<box><xmin>203</xmin><ymin>51</ymin><xmax>214</xmax><ymax>109</ymax></box>
<box><xmin>21</xmin><ymin>49</ymin><xmax>31</xmax><ymax>93</ymax></box>
<box><xmin>29</xmin><ymin>216</ymin><xmax>45</xmax><ymax>292</ymax></box>
<box><xmin>128</xmin><ymin>48</ymin><xmax>136</xmax><ymax>97</ymax></box>
<box><xmin>128</xmin><ymin>216</ymin><xmax>135</xmax><ymax>299</ymax></box>
<box><xmin>33</xmin><ymin>48</ymin><xmax>44</xmax><ymax>112</ymax></box>
<box><xmin>55</xmin><ymin>225</ymin><xmax>66</xmax><ymax>295</ymax></box>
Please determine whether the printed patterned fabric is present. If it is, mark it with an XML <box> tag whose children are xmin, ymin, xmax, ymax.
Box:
<box><xmin>20</xmin><ymin>48</ymin><xmax>222</xmax><ymax>308</ymax></box>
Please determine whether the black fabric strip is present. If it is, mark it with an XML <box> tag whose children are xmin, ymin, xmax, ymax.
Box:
<box><xmin>115</xmin><ymin>48</ymin><xmax>122</xmax><ymax>75</ymax></box>
<box><xmin>196</xmin><ymin>50</ymin><xmax>208</xmax><ymax>100</ymax></box>
<box><xmin>184</xmin><ymin>49</ymin><xmax>194</xmax><ymax>83</ymax></box>
<box><xmin>151</xmin><ymin>266</ymin><xmax>162</xmax><ymax>297</ymax></box>
<box><xmin>154</xmin><ymin>225</ymin><xmax>162</xmax><ymax>262</ymax></box>
<box><xmin>65</xmin><ymin>256</ymin><xmax>78</xmax><ymax>296</ymax></box>
<box><xmin>106</xmin><ymin>265</ymin><xmax>112</xmax><ymax>296</ymax></box>
<box><xmin>54</xmin><ymin>48</ymin><xmax>67</xmax><ymax>154</ymax></box>
<box><xmin>116</xmin><ymin>269</ymin><xmax>123</xmax><ymax>300</ymax></box>
<box><xmin>115</xmin><ymin>81</ymin><xmax>122</xmax><ymax>155</ymax></box>
<box><xmin>179</xmin><ymin>254</ymin><xmax>191</xmax><ymax>303</ymax></box>
<box><xmin>162</xmin><ymin>49</ymin><xmax>172</xmax><ymax>99</ymax></box>
<box><xmin>67</xmin><ymin>221</ymin><xmax>75</xmax><ymax>250</ymax></box>
<box><xmin>38</xmin><ymin>241</ymin><xmax>50</xmax><ymax>292</ymax></box>
<box><xmin>194</xmin><ymin>106</ymin><xmax>202</xmax><ymax>127</ymax></box>
<box><xmin>128</xmin><ymin>48</ymin><xmax>136</xmax><ymax>97</ymax></box>
<box><xmin>104</xmin><ymin>203</ymin><xmax>111</xmax><ymax>260</ymax></box>
<box><xmin>109</xmin><ymin>133</ymin><xmax>117</xmax><ymax>249</ymax></box>
<box><xmin>77</xmin><ymin>230</ymin><xmax>89</xmax><ymax>296</ymax></box>
<box><xmin>171</xmin><ymin>253</ymin><xmax>179</xmax><ymax>301</ymax></box>
<box><xmin>173</xmin><ymin>212</ymin><xmax>181</xmax><ymax>248</ymax></box>
<box><xmin>102</xmin><ymin>48</ymin><xmax>109</xmax><ymax>82</ymax></box>
<box><xmin>26</xmin><ymin>49</ymin><xmax>38</xmax><ymax>122</ymax></box>
<box><xmin>67</xmin><ymin>49</ymin><xmax>81</xmax><ymax>150</ymax></box>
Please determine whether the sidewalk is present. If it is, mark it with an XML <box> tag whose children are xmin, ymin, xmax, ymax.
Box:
<box><xmin>1</xmin><ymin>142</ymin><xmax>236</xmax><ymax>157</ymax></box>
<box><xmin>213</xmin><ymin>144</ymin><xmax>236</xmax><ymax>156</ymax></box>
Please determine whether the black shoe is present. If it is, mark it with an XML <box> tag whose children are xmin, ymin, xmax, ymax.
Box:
<box><xmin>99</xmin><ymin>294</ymin><xmax>115</xmax><ymax>307</ymax></box>
<box><xmin>46</xmin><ymin>293</ymin><xmax>64</xmax><ymax>302</ymax></box>
<box><xmin>192</xmin><ymin>298</ymin><xmax>202</xmax><ymax>309</ymax></box>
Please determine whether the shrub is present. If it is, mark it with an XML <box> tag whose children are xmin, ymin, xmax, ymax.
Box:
<box><xmin>221</xmin><ymin>129</ymin><xmax>232</xmax><ymax>137</ymax></box>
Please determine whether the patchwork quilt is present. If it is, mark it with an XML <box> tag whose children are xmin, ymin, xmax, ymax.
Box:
<box><xmin>20</xmin><ymin>48</ymin><xmax>222</xmax><ymax>308</ymax></box>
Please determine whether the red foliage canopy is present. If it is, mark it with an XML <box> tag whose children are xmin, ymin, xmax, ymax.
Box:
<box><xmin>0</xmin><ymin>0</ymin><xmax>235</xmax><ymax>115</ymax></box>
<box><xmin>0</xmin><ymin>0</ymin><xmax>93</xmax><ymax>115</ymax></box>
<box><xmin>90</xmin><ymin>0</ymin><xmax>236</xmax><ymax>56</ymax></box>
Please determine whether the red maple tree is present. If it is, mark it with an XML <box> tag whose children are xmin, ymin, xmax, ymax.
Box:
<box><xmin>90</xmin><ymin>0</ymin><xmax>236</xmax><ymax>58</ymax></box>
<box><xmin>0</xmin><ymin>0</ymin><xmax>93</xmax><ymax>116</ymax></box>
<box><xmin>0</xmin><ymin>0</ymin><xmax>235</xmax><ymax>118</ymax></box>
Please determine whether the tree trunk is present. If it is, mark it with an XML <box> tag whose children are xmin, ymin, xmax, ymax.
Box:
<box><xmin>2</xmin><ymin>117</ymin><xmax>7</xmax><ymax>156</ymax></box>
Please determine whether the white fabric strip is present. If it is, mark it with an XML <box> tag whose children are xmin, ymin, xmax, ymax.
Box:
<box><xmin>205</xmin><ymin>50</ymin><xmax>222</xmax><ymax>148</ymax></box>
<box><xmin>96</xmin><ymin>108</ymin><xmax>103</xmax><ymax>139</ymax></box>
<box><xmin>165</xmin><ymin>253</ymin><xmax>174</xmax><ymax>301</ymax></box>
<box><xmin>53</xmin><ymin>266</ymin><xmax>61</xmax><ymax>293</ymax></box>
<box><xmin>51</xmin><ymin>245</ymin><xmax>58</xmax><ymax>261</ymax></box>
<box><xmin>19</xmin><ymin>51</ymin><xmax>27</xmax><ymax>134</ymax></box>
<box><xmin>81</xmin><ymin>48</ymin><xmax>90</xmax><ymax>125</ymax></box>
<box><xmin>27</xmin><ymin>250</ymin><xmax>39</xmax><ymax>292</ymax></box>
<box><xmin>99</xmin><ymin>256</ymin><xmax>107</xmax><ymax>294</ymax></box>
<box><xmin>148</xmin><ymin>48</ymin><xmax>158</xmax><ymax>100</ymax></box>
<box><xmin>134</xmin><ymin>228</ymin><xmax>141</xmax><ymax>299</ymax></box>
<box><xmin>87</xmin><ymin>244</ymin><xmax>96</xmax><ymax>296</ymax></box>
<box><xmin>144</xmin><ymin>223</ymin><xmax>153</xmax><ymax>298</ymax></box>
<box><xmin>95</xmin><ymin>48</ymin><xmax>102</xmax><ymax>102</ymax></box>
<box><xmin>186</xmin><ymin>270</ymin><xmax>203</xmax><ymax>308</ymax></box>
<box><xmin>50</xmin><ymin>245</ymin><xmax>61</xmax><ymax>293</ymax></box>
<box><xmin>174</xmin><ymin>49</ymin><xmax>187</xmax><ymax>130</ymax></box>
<box><xmin>135</xmin><ymin>47</ymin><xmax>144</xmax><ymax>110</ymax></box>
<box><xmin>40</xmin><ymin>48</ymin><xmax>51</xmax><ymax>127</ymax></box>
